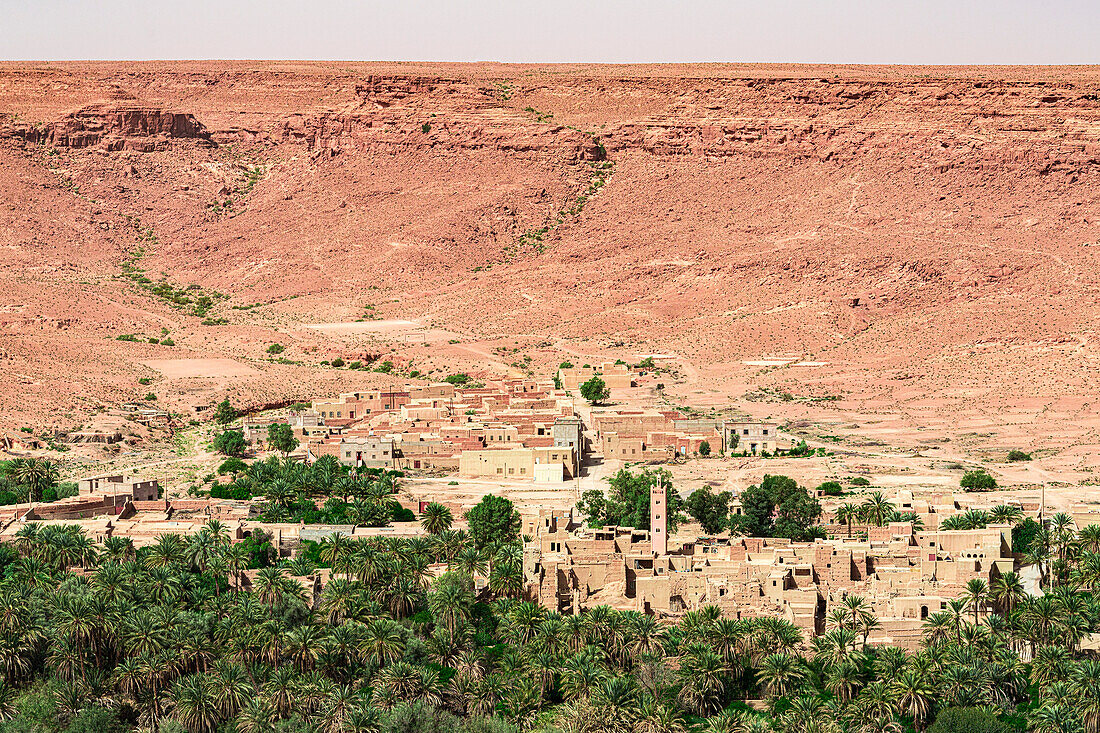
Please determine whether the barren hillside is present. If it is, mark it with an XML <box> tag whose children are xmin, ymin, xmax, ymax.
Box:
<box><xmin>2</xmin><ymin>62</ymin><xmax>1100</xmax><ymax>465</ymax></box>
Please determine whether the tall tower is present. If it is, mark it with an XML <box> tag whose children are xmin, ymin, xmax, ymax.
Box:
<box><xmin>651</xmin><ymin>474</ymin><xmax>667</xmax><ymax>556</ymax></box>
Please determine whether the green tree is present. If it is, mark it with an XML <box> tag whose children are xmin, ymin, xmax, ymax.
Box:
<box><xmin>10</xmin><ymin>458</ymin><xmax>58</xmax><ymax>502</ymax></box>
<box><xmin>465</xmin><ymin>495</ymin><xmax>520</xmax><ymax>548</ymax></box>
<box><xmin>213</xmin><ymin>399</ymin><xmax>237</xmax><ymax>425</ymax></box>
<box><xmin>427</xmin><ymin>571</ymin><xmax>475</xmax><ymax>633</ymax></box>
<box><xmin>1013</xmin><ymin>517</ymin><xmax>1043</xmax><ymax>556</ymax></box>
<box><xmin>961</xmin><ymin>469</ymin><xmax>997</xmax><ymax>491</ymax></box>
<box><xmin>420</xmin><ymin>502</ymin><xmax>453</xmax><ymax>535</ymax></box>
<box><xmin>213</xmin><ymin>430</ymin><xmax>247</xmax><ymax>457</ymax></box>
<box><xmin>730</xmin><ymin>475</ymin><xmax>821</xmax><ymax>541</ymax></box>
<box><xmin>685</xmin><ymin>486</ymin><xmax>731</xmax><ymax>535</ymax></box>
<box><xmin>1007</xmin><ymin>449</ymin><xmax>1032</xmax><ymax>462</ymax></box>
<box><xmin>579</xmin><ymin>376</ymin><xmax>610</xmax><ymax>404</ymax></box>
<box><xmin>580</xmin><ymin>468</ymin><xmax>682</xmax><ymax>532</ymax></box>
<box><xmin>697</xmin><ymin>440</ymin><xmax>711</xmax><ymax>457</ymax></box>
<box><xmin>266</xmin><ymin>423</ymin><xmax>299</xmax><ymax>456</ymax></box>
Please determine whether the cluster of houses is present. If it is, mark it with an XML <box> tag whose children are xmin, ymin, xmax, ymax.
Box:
<box><xmin>2</xmin><ymin>364</ymin><xmax>1071</xmax><ymax>651</ymax></box>
<box><xmin>522</xmin><ymin>485</ymin><xmax>1037</xmax><ymax>649</ymax></box>
<box><xmin>238</xmin><ymin>368</ymin><xmax>775</xmax><ymax>483</ymax></box>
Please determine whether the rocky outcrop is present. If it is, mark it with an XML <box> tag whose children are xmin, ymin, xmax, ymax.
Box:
<box><xmin>4</xmin><ymin>103</ymin><xmax>210</xmax><ymax>150</ymax></box>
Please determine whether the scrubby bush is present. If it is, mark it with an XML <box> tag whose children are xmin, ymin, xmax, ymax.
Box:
<box><xmin>217</xmin><ymin>457</ymin><xmax>248</xmax><ymax>475</ymax></box>
<box><xmin>927</xmin><ymin>707</ymin><xmax>1012</xmax><ymax>733</ymax></box>
<box><xmin>1007</xmin><ymin>449</ymin><xmax>1032</xmax><ymax>462</ymax></box>
<box><xmin>961</xmin><ymin>469</ymin><xmax>998</xmax><ymax>492</ymax></box>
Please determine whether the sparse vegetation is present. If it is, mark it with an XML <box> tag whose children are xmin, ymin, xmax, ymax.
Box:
<box><xmin>961</xmin><ymin>468</ymin><xmax>998</xmax><ymax>492</ymax></box>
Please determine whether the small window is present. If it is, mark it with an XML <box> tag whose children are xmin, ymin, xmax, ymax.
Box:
<box><xmin>762</xmin><ymin>429</ymin><xmax>768</xmax><ymax>435</ymax></box>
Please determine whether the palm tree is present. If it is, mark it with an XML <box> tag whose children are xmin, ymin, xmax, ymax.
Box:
<box><xmin>170</xmin><ymin>674</ymin><xmax>220</xmax><ymax>733</ymax></box>
<box><xmin>676</xmin><ymin>648</ymin><xmax>726</xmax><ymax>715</ymax></box>
<box><xmin>254</xmin><ymin>567</ymin><xmax>297</xmax><ymax>608</ymax></box>
<box><xmin>824</xmin><ymin>658</ymin><xmax>863</xmax><ymax>703</ymax></box>
<box><xmin>285</xmin><ymin>623</ymin><xmax>326</xmax><ymax>671</ymax></box>
<box><xmin>489</xmin><ymin>559</ymin><xmax>523</xmax><ymax>598</ymax></box>
<box><xmin>1078</xmin><ymin>525</ymin><xmax>1100</xmax><ymax>554</ymax></box>
<box><xmin>145</xmin><ymin>533</ymin><xmax>186</xmax><ymax>569</ymax></box>
<box><xmin>263</xmin><ymin>665</ymin><xmax>299</xmax><ymax>718</ymax></box>
<box><xmin>1070</xmin><ymin>659</ymin><xmax>1100</xmax><ymax>733</ymax></box>
<box><xmin>861</xmin><ymin>493</ymin><xmax>894</xmax><ymax>527</ymax></box>
<box><xmin>989</xmin><ymin>571</ymin><xmax>1024</xmax><ymax>616</ymax></box>
<box><xmin>756</xmin><ymin>653</ymin><xmax>804</xmax><ymax>699</ymax></box>
<box><xmin>102</xmin><ymin>536</ymin><xmax>136</xmax><ymax>563</ymax></box>
<box><xmin>427</xmin><ymin>572</ymin><xmax>475</xmax><ymax>634</ymax></box>
<box><xmin>452</xmin><ymin>546</ymin><xmax>487</xmax><ymax>577</ymax></box>
<box><xmin>420</xmin><ymin>502</ymin><xmax>453</xmax><ymax>535</ymax></box>
<box><xmin>561</xmin><ymin>653</ymin><xmax>608</xmax><ymax>702</ymax></box>
<box><xmin>964</xmin><ymin>578</ymin><xmax>988</xmax><ymax>626</ymax></box>
<box><xmin>835</xmin><ymin>504</ymin><xmax>858</xmax><ymax>538</ymax></box>
<box><xmin>361</xmin><ymin>618</ymin><xmax>405</xmax><ymax>667</ymax></box>
<box><xmin>236</xmin><ymin>697</ymin><xmax>278</xmax><ymax>733</ymax></box>
<box><xmin>222</xmin><ymin>543</ymin><xmax>251</xmax><ymax>594</ymax></box>
<box><xmin>209</xmin><ymin>660</ymin><xmax>252</xmax><ymax>719</ymax></box>
<box><xmin>11</xmin><ymin>458</ymin><xmax>58</xmax><ymax>502</ymax></box>
<box><xmin>890</xmin><ymin>668</ymin><xmax>934</xmax><ymax>731</ymax></box>
<box><xmin>990</xmin><ymin>504</ymin><xmax>1024</xmax><ymax>525</ymax></box>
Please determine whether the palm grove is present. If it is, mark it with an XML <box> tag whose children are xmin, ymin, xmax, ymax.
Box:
<box><xmin>0</xmin><ymin>467</ymin><xmax>1099</xmax><ymax>733</ymax></box>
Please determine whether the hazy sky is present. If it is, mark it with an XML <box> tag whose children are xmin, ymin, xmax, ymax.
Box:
<box><xmin>1</xmin><ymin>0</ymin><xmax>1097</xmax><ymax>64</ymax></box>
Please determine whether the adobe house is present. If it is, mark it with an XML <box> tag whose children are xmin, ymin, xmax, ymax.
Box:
<box><xmin>458</xmin><ymin>446</ymin><xmax>576</xmax><ymax>480</ymax></box>
<box><xmin>78</xmin><ymin>473</ymin><xmax>161</xmax><ymax>502</ymax></box>
<box><xmin>339</xmin><ymin>436</ymin><xmax>397</xmax><ymax>468</ymax></box>
<box><xmin>721</xmin><ymin>420</ymin><xmax>779</xmax><ymax>455</ymax></box>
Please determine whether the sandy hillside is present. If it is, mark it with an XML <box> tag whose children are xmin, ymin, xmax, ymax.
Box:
<box><xmin>1</xmin><ymin>62</ymin><xmax>1100</xmax><ymax>471</ymax></box>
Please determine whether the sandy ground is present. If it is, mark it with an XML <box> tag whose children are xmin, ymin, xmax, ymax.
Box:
<box><xmin>142</xmin><ymin>358</ymin><xmax>260</xmax><ymax>379</ymax></box>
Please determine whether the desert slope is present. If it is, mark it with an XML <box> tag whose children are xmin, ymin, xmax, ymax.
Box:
<box><xmin>2</xmin><ymin>62</ymin><xmax>1100</xmax><ymax>464</ymax></box>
